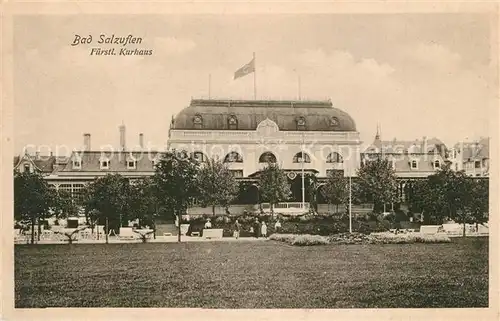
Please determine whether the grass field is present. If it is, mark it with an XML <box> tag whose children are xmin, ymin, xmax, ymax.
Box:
<box><xmin>15</xmin><ymin>237</ymin><xmax>488</xmax><ymax>308</ymax></box>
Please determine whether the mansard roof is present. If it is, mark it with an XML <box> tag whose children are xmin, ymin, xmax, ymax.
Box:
<box><xmin>59</xmin><ymin>151</ymin><xmax>165</xmax><ymax>172</ymax></box>
<box><xmin>171</xmin><ymin>99</ymin><xmax>357</xmax><ymax>132</ymax></box>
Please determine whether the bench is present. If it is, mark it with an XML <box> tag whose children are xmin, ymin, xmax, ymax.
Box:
<box><xmin>119</xmin><ymin>227</ymin><xmax>136</xmax><ymax>240</ymax></box>
<box><xmin>180</xmin><ymin>224</ymin><xmax>190</xmax><ymax>236</ymax></box>
<box><xmin>420</xmin><ymin>225</ymin><xmax>441</xmax><ymax>234</ymax></box>
<box><xmin>119</xmin><ymin>235</ymin><xmax>136</xmax><ymax>240</ymax></box>
<box><xmin>191</xmin><ymin>232</ymin><xmax>200</xmax><ymax>237</ymax></box>
<box><xmin>203</xmin><ymin>228</ymin><xmax>223</xmax><ymax>239</ymax></box>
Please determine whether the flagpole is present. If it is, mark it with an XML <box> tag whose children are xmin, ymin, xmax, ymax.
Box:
<box><xmin>208</xmin><ymin>73</ymin><xmax>211</xmax><ymax>99</ymax></box>
<box><xmin>349</xmin><ymin>174</ymin><xmax>352</xmax><ymax>233</ymax></box>
<box><xmin>253</xmin><ymin>52</ymin><xmax>257</xmax><ymax>100</ymax></box>
<box><xmin>298</xmin><ymin>74</ymin><xmax>302</xmax><ymax>101</ymax></box>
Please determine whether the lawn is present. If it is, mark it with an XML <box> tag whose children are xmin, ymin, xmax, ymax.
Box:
<box><xmin>14</xmin><ymin>237</ymin><xmax>488</xmax><ymax>308</ymax></box>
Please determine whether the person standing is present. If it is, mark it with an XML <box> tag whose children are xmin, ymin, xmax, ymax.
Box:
<box><xmin>261</xmin><ymin>221</ymin><xmax>268</xmax><ymax>238</ymax></box>
<box><xmin>234</xmin><ymin>219</ymin><xmax>241</xmax><ymax>239</ymax></box>
<box><xmin>254</xmin><ymin>218</ymin><xmax>260</xmax><ymax>238</ymax></box>
<box><xmin>274</xmin><ymin>219</ymin><xmax>282</xmax><ymax>232</ymax></box>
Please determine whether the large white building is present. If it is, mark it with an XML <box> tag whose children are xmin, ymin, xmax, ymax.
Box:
<box><xmin>168</xmin><ymin>98</ymin><xmax>362</xmax><ymax>178</ymax></box>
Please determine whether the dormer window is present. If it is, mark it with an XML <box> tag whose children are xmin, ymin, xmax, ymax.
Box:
<box><xmin>193</xmin><ymin>114</ymin><xmax>203</xmax><ymax>129</ymax></box>
<box><xmin>228</xmin><ymin>115</ymin><xmax>238</xmax><ymax>130</ymax></box>
<box><xmin>329</xmin><ymin>117</ymin><xmax>339</xmax><ymax>128</ymax></box>
<box><xmin>126</xmin><ymin>154</ymin><xmax>137</xmax><ymax>169</ymax></box>
<box><xmin>72</xmin><ymin>160</ymin><xmax>82</xmax><ymax>169</ymax></box>
<box><xmin>100</xmin><ymin>157</ymin><xmax>110</xmax><ymax>170</ymax></box>
<box><xmin>296</xmin><ymin>116</ymin><xmax>306</xmax><ymax>130</ymax></box>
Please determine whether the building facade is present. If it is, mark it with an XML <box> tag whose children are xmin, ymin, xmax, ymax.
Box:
<box><xmin>14</xmin><ymin>98</ymin><xmax>489</xmax><ymax>215</ymax></box>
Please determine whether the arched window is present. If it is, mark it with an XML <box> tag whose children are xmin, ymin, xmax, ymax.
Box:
<box><xmin>224</xmin><ymin>151</ymin><xmax>243</xmax><ymax>163</ymax></box>
<box><xmin>293</xmin><ymin>152</ymin><xmax>311</xmax><ymax>163</ymax></box>
<box><xmin>326</xmin><ymin>152</ymin><xmax>343</xmax><ymax>163</ymax></box>
<box><xmin>259</xmin><ymin>152</ymin><xmax>277</xmax><ymax>163</ymax></box>
<box><xmin>193</xmin><ymin>114</ymin><xmax>203</xmax><ymax>129</ymax></box>
<box><xmin>191</xmin><ymin>151</ymin><xmax>207</xmax><ymax>163</ymax></box>
<box><xmin>228</xmin><ymin>115</ymin><xmax>238</xmax><ymax>130</ymax></box>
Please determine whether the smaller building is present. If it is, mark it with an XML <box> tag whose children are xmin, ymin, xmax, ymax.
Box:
<box><xmin>362</xmin><ymin>129</ymin><xmax>448</xmax><ymax>178</ymax></box>
<box><xmin>448</xmin><ymin>137</ymin><xmax>489</xmax><ymax>177</ymax></box>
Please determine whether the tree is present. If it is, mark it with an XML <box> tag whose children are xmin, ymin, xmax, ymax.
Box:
<box><xmin>356</xmin><ymin>158</ymin><xmax>398</xmax><ymax>212</ymax></box>
<box><xmin>83</xmin><ymin>174</ymin><xmax>131</xmax><ymax>243</ymax></box>
<box><xmin>153</xmin><ymin>151</ymin><xmax>200</xmax><ymax>242</ymax></box>
<box><xmin>410</xmin><ymin>165</ymin><xmax>473</xmax><ymax>236</ymax></box>
<box><xmin>51</xmin><ymin>189</ymin><xmax>80</xmax><ymax>220</ymax></box>
<box><xmin>442</xmin><ymin>168</ymin><xmax>471</xmax><ymax>237</ymax></box>
<box><xmin>320</xmin><ymin>170</ymin><xmax>348</xmax><ymax>213</ymax></box>
<box><xmin>465</xmin><ymin>178</ymin><xmax>489</xmax><ymax>231</ymax></box>
<box><xmin>258</xmin><ymin>162</ymin><xmax>292</xmax><ymax>216</ymax></box>
<box><xmin>196</xmin><ymin>158</ymin><xmax>239</xmax><ymax>215</ymax></box>
<box><xmin>410</xmin><ymin>178</ymin><xmax>447</xmax><ymax>224</ymax></box>
<box><xmin>128</xmin><ymin>177</ymin><xmax>159</xmax><ymax>241</ymax></box>
<box><xmin>14</xmin><ymin>171</ymin><xmax>55</xmax><ymax>244</ymax></box>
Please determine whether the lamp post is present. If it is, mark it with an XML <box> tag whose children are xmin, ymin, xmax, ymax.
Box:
<box><xmin>301</xmin><ymin>133</ymin><xmax>305</xmax><ymax>210</ymax></box>
<box><xmin>349</xmin><ymin>175</ymin><xmax>352</xmax><ymax>234</ymax></box>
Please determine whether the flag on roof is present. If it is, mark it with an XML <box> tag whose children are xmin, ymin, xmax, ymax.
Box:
<box><xmin>234</xmin><ymin>57</ymin><xmax>255</xmax><ymax>80</ymax></box>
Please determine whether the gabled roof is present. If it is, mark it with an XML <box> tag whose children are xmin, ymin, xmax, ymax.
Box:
<box><xmin>460</xmin><ymin>137</ymin><xmax>489</xmax><ymax>160</ymax></box>
<box><xmin>364</xmin><ymin>134</ymin><xmax>447</xmax><ymax>155</ymax></box>
<box><xmin>13</xmin><ymin>154</ymin><xmax>57</xmax><ymax>173</ymax></box>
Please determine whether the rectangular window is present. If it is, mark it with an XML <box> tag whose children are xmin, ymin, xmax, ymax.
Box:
<box><xmin>73</xmin><ymin>161</ymin><xmax>81</xmax><ymax>169</ymax></box>
<box><xmin>100</xmin><ymin>161</ymin><xmax>109</xmax><ymax>169</ymax></box>
<box><xmin>475</xmin><ymin>160</ymin><xmax>481</xmax><ymax>169</ymax></box>
<box><xmin>411</xmin><ymin>160</ymin><xmax>418</xmax><ymax>169</ymax></box>
<box><xmin>127</xmin><ymin>161</ymin><xmax>136</xmax><ymax>169</ymax></box>
<box><xmin>230</xmin><ymin>170</ymin><xmax>243</xmax><ymax>178</ymax></box>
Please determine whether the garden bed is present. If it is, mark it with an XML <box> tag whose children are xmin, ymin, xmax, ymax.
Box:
<box><xmin>270</xmin><ymin>232</ymin><xmax>451</xmax><ymax>246</ymax></box>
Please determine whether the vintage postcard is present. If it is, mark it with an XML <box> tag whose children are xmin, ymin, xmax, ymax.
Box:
<box><xmin>1</xmin><ymin>1</ymin><xmax>498</xmax><ymax>320</ymax></box>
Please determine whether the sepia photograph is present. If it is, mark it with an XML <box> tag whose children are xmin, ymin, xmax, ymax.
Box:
<box><xmin>2</xmin><ymin>3</ymin><xmax>498</xmax><ymax>319</ymax></box>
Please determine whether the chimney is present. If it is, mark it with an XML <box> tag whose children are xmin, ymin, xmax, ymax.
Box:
<box><xmin>83</xmin><ymin>133</ymin><xmax>91</xmax><ymax>151</ymax></box>
<box><xmin>139</xmin><ymin>133</ymin><xmax>144</xmax><ymax>149</ymax></box>
<box><xmin>119</xmin><ymin>123</ymin><xmax>126</xmax><ymax>151</ymax></box>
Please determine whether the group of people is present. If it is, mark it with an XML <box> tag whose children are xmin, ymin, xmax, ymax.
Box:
<box><xmin>233</xmin><ymin>218</ymin><xmax>282</xmax><ymax>239</ymax></box>
<box><xmin>203</xmin><ymin>217</ymin><xmax>282</xmax><ymax>239</ymax></box>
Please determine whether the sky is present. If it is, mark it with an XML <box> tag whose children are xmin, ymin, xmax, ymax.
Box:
<box><xmin>14</xmin><ymin>14</ymin><xmax>496</xmax><ymax>156</ymax></box>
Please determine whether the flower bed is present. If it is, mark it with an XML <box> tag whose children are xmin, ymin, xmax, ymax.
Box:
<box><xmin>369</xmin><ymin>232</ymin><xmax>451</xmax><ymax>244</ymax></box>
<box><xmin>271</xmin><ymin>232</ymin><xmax>451</xmax><ymax>246</ymax></box>
<box><xmin>269</xmin><ymin>233</ymin><xmax>330</xmax><ymax>246</ymax></box>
